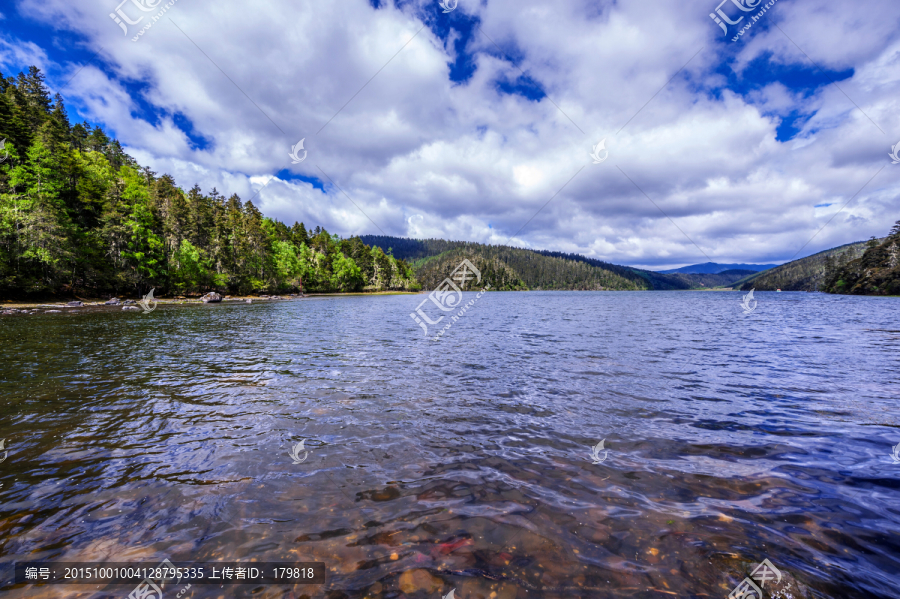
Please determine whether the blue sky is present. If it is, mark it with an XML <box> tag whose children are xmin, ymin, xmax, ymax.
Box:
<box><xmin>1</xmin><ymin>0</ymin><xmax>898</xmax><ymax>269</ymax></box>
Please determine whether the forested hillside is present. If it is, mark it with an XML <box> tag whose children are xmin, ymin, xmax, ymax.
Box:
<box><xmin>413</xmin><ymin>246</ymin><xmax>650</xmax><ymax>291</ymax></box>
<box><xmin>822</xmin><ymin>222</ymin><xmax>900</xmax><ymax>295</ymax></box>
<box><xmin>362</xmin><ymin>235</ymin><xmax>655</xmax><ymax>290</ymax></box>
<box><xmin>0</xmin><ymin>66</ymin><xmax>417</xmax><ymax>298</ymax></box>
<box><xmin>738</xmin><ymin>240</ymin><xmax>875</xmax><ymax>292</ymax></box>
<box><xmin>362</xmin><ymin>235</ymin><xmax>761</xmax><ymax>291</ymax></box>
<box><xmin>357</xmin><ymin>236</ymin><xmax>472</xmax><ymax>262</ymax></box>
<box><xmin>663</xmin><ymin>269</ymin><xmax>756</xmax><ymax>288</ymax></box>
<box><xmin>659</xmin><ymin>262</ymin><xmax>777</xmax><ymax>274</ymax></box>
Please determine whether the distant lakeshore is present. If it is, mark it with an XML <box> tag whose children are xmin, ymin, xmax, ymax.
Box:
<box><xmin>0</xmin><ymin>291</ymin><xmax>422</xmax><ymax>311</ymax></box>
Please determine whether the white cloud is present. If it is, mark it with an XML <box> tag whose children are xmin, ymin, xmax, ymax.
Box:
<box><xmin>6</xmin><ymin>0</ymin><xmax>900</xmax><ymax>269</ymax></box>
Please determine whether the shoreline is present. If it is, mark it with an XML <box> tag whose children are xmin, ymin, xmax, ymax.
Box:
<box><xmin>3</xmin><ymin>288</ymin><xmax>878</xmax><ymax>312</ymax></box>
<box><xmin>0</xmin><ymin>291</ymin><xmax>421</xmax><ymax>310</ymax></box>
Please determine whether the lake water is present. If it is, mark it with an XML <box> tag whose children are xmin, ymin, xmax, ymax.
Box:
<box><xmin>1</xmin><ymin>291</ymin><xmax>898</xmax><ymax>599</ymax></box>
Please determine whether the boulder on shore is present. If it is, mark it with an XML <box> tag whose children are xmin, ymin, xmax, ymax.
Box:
<box><xmin>245</xmin><ymin>298</ymin><xmax>252</xmax><ymax>303</ymax></box>
<box><xmin>122</xmin><ymin>306</ymin><xmax>139</xmax><ymax>311</ymax></box>
<box><xmin>201</xmin><ymin>292</ymin><xmax>222</xmax><ymax>303</ymax></box>
<box><xmin>105</xmin><ymin>298</ymin><xmax>120</xmax><ymax>305</ymax></box>
<box><xmin>123</xmin><ymin>299</ymin><xmax>136</xmax><ymax>305</ymax></box>
<box><xmin>67</xmin><ymin>301</ymin><xmax>84</xmax><ymax>307</ymax></box>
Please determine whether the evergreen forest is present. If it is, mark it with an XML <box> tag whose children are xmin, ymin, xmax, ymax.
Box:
<box><xmin>0</xmin><ymin>67</ymin><xmax>418</xmax><ymax>298</ymax></box>
<box><xmin>822</xmin><ymin>221</ymin><xmax>900</xmax><ymax>295</ymax></box>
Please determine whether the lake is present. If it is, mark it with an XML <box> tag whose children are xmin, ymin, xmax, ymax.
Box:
<box><xmin>1</xmin><ymin>291</ymin><xmax>898</xmax><ymax>598</ymax></box>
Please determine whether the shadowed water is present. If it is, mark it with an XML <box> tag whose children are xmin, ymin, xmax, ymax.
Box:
<box><xmin>0</xmin><ymin>291</ymin><xmax>898</xmax><ymax>598</ymax></box>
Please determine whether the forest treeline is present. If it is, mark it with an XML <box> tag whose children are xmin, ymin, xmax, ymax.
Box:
<box><xmin>822</xmin><ymin>221</ymin><xmax>900</xmax><ymax>295</ymax></box>
<box><xmin>361</xmin><ymin>235</ymin><xmax>757</xmax><ymax>290</ymax></box>
<box><xmin>413</xmin><ymin>246</ymin><xmax>649</xmax><ymax>291</ymax></box>
<box><xmin>0</xmin><ymin>66</ymin><xmax>418</xmax><ymax>297</ymax></box>
<box><xmin>362</xmin><ymin>235</ymin><xmax>654</xmax><ymax>290</ymax></box>
<box><xmin>357</xmin><ymin>236</ymin><xmax>472</xmax><ymax>262</ymax></box>
<box><xmin>664</xmin><ymin>269</ymin><xmax>756</xmax><ymax>288</ymax></box>
<box><xmin>738</xmin><ymin>239</ymin><xmax>876</xmax><ymax>292</ymax></box>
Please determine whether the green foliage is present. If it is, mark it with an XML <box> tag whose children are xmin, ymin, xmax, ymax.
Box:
<box><xmin>331</xmin><ymin>252</ymin><xmax>364</xmax><ymax>291</ymax></box>
<box><xmin>739</xmin><ymin>240</ymin><xmax>879</xmax><ymax>292</ymax></box>
<box><xmin>821</xmin><ymin>220</ymin><xmax>900</xmax><ymax>295</ymax></box>
<box><xmin>0</xmin><ymin>66</ymin><xmax>418</xmax><ymax>298</ymax></box>
<box><xmin>414</xmin><ymin>246</ymin><xmax>644</xmax><ymax>291</ymax></box>
<box><xmin>122</xmin><ymin>201</ymin><xmax>163</xmax><ymax>293</ymax></box>
<box><xmin>363</xmin><ymin>235</ymin><xmax>733</xmax><ymax>291</ymax></box>
<box><xmin>171</xmin><ymin>239</ymin><xmax>208</xmax><ymax>292</ymax></box>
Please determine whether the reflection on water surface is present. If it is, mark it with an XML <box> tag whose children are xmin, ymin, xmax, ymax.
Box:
<box><xmin>0</xmin><ymin>291</ymin><xmax>898</xmax><ymax>598</ymax></box>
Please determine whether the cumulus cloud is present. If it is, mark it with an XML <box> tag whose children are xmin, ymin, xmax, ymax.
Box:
<box><xmin>4</xmin><ymin>0</ymin><xmax>900</xmax><ymax>268</ymax></box>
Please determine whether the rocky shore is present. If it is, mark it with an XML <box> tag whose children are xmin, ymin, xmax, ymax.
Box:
<box><xmin>0</xmin><ymin>291</ymin><xmax>421</xmax><ymax>315</ymax></box>
<box><xmin>0</xmin><ymin>294</ymin><xmax>304</xmax><ymax>315</ymax></box>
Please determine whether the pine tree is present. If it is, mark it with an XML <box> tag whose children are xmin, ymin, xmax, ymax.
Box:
<box><xmin>122</xmin><ymin>202</ymin><xmax>163</xmax><ymax>294</ymax></box>
<box><xmin>291</xmin><ymin>221</ymin><xmax>309</xmax><ymax>247</ymax></box>
<box><xmin>889</xmin><ymin>219</ymin><xmax>900</xmax><ymax>238</ymax></box>
<box><xmin>0</xmin><ymin>65</ymin><xmax>420</xmax><ymax>297</ymax></box>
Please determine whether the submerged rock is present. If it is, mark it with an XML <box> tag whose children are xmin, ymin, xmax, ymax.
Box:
<box><xmin>123</xmin><ymin>299</ymin><xmax>136</xmax><ymax>305</ymax></box>
<box><xmin>201</xmin><ymin>292</ymin><xmax>222</xmax><ymax>303</ymax></box>
<box><xmin>45</xmin><ymin>310</ymin><xmax>61</xmax><ymax>313</ymax></box>
<box><xmin>67</xmin><ymin>301</ymin><xmax>84</xmax><ymax>307</ymax></box>
<box><xmin>105</xmin><ymin>298</ymin><xmax>120</xmax><ymax>305</ymax></box>
<box><xmin>122</xmin><ymin>306</ymin><xmax>139</xmax><ymax>311</ymax></box>
<box><xmin>245</xmin><ymin>299</ymin><xmax>252</xmax><ymax>303</ymax></box>
<box><xmin>398</xmin><ymin>569</ymin><xmax>443</xmax><ymax>594</ymax></box>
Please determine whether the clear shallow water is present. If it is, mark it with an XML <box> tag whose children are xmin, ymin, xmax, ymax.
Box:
<box><xmin>0</xmin><ymin>291</ymin><xmax>898</xmax><ymax>599</ymax></box>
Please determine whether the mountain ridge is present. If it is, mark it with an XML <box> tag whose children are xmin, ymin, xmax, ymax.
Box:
<box><xmin>821</xmin><ymin>223</ymin><xmax>900</xmax><ymax>294</ymax></box>
<box><xmin>361</xmin><ymin>236</ymin><xmax>759</xmax><ymax>291</ymax></box>
<box><xmin>657</xmin><ymin>262</ymin><xmax>779</xmax><ymax>274</ymax></box>
<box><xmin>738</xmin><ymin>240</ymin><xmax>879</xmax><ymax>292</ymax></box>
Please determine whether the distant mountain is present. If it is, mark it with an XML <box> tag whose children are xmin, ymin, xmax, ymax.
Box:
<box><xmin>659</xmin><ymin>269</ymin><xmax>757</xmax><ymax>289</ymax></box>
<box><xmin>360</xmin><ymin>236</ymin><xmax>750</xmax><ymax>291</ymax></box>
<box><xmin>737</xmin><ymin>240</ymin><xmax>878</xmax><ymax>292</ymax></box>
<box><xmin>361</xmin><ymin>236</ymin><xmax>660</xmax><ymax>290</ymax></box>
<box><xmin>360</xmin><ymin>234</ymin><xmax>900</xmax><ymax>294</ymax></box>
<box><xmin>658</xmin><ymin>262</ymin><xmax>779</xmax><ymax>274</ymax></box>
